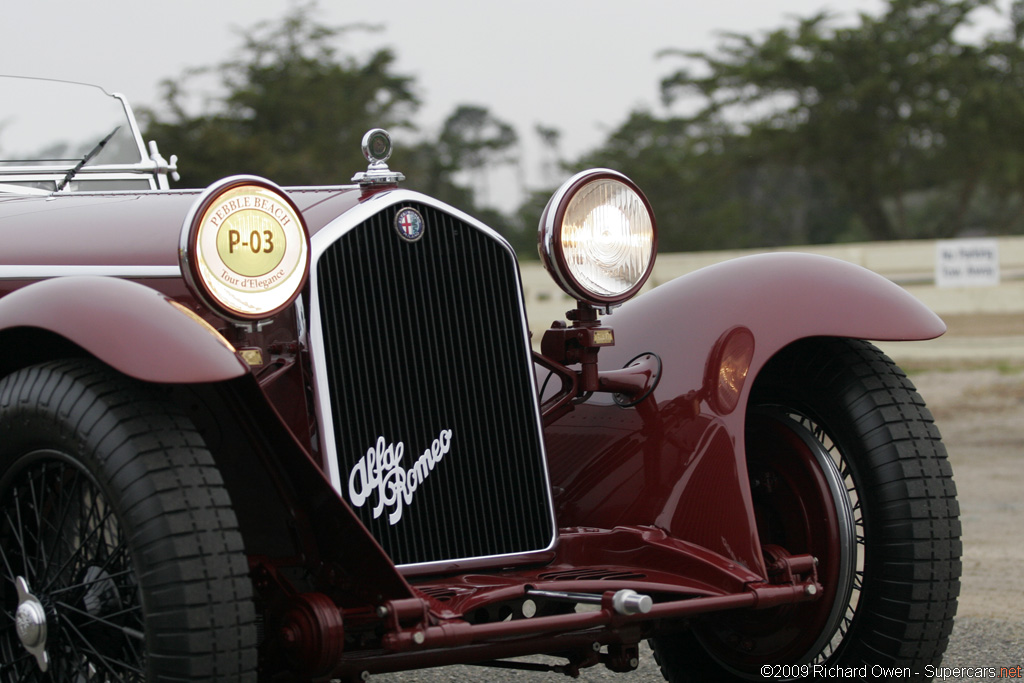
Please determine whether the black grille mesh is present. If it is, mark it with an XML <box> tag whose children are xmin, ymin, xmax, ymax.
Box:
<box><xmin>315</xmin><ymin>202</ymin><xmax>554</xmax><ymax>566</ymax></box>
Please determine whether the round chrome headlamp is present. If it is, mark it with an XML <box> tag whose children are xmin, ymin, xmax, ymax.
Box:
<box><xmin>180</xmin><ymin>175</ymin><xmax>310</xmax><ymax>322</ymax></box>
<box><xmin>539</xmin><ymin>169</ymin><xmax>656</xmax><ymax>310</ymax></box>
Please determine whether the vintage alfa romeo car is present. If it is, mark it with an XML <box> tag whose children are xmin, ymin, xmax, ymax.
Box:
<box><xmin>0</xmin><ymin>76</ymin><xmax>960</xmax><ymax>682</ymax></box>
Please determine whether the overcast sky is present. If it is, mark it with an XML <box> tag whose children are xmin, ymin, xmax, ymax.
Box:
<box><xmin>3</xmin><ymin>0</ymin><xmax>1008</xmax><ymax>206</ymax></box>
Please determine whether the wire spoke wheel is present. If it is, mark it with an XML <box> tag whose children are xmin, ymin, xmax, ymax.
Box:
<box><xmin>651</xmin><ymin>338</ymin><xmax>960</xmax><ymax>682</ymax></box>
<box><xmin>690</xmin><ymin>407</ymin><xmax>864</xmax><ymax>672</ymax></box>
<box><xmin>1</xmin><ymin>452</ymin><xmax>145</xmax><ymax>681</ymax></box>
<box><xmin>0</xmin><ymin>360</ymin><xmax>256</xmax><ymax>682</ymax></box>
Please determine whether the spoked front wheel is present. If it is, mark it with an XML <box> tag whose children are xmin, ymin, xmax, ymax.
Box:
<box><xmin>652</xmin><ymin>338</ymin><xmax>960</xmax><ymax>681</ymax></box>
<box><xmin>0</xmin><ymin>360</ymin><xmax>256</xmax><ymax>681</ymax></box>
<box><xmin>3</xmin><ymin>452</ymin><xmax>145</xmax><ymax>678</ymax></box>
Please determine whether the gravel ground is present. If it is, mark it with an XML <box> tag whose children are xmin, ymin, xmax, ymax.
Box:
<box><xmin>909</xmin><ymin>365</ymin><xmax>1024</xmax><ymax>680</ymax></box>
<box><xmin>375</xmin><ymin>343</ymin><xmax>1024</xmax><ymax>682</ymax></box>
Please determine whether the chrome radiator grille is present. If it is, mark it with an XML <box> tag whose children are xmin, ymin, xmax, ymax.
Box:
<box><xmin>312</xmin><ymin>200</ymin><xmax>555</xmax><ymax>568</ymax></box>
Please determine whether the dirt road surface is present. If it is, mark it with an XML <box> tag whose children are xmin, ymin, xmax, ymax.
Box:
<box><xmin>375</xmin><ymin>318</ymin><xmax>1024</xmax><ymax>681</ymax></box>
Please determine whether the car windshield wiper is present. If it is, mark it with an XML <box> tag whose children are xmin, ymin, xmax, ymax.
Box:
<box><xmin>55</xmin><ymin>125</ymin><xmax>120</xmax><ymax>192</ymax></box>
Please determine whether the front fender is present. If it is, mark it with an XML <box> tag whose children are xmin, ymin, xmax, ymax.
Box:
<box><xmin>603</xmin><ymin>252</ymin><xmax>945</xmax><ymax>399</ymax></box>
<box><xmin>0</xmin><ymin>276</ymin><xmax>248</xmax><ymax>383</ymax></box>
<box><xmin>543</xmin><ymin>253</ymin><xmax>944</xmax><ymax>576</ymax></box>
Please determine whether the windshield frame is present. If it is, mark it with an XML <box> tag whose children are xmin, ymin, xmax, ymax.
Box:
<box><xmin>0</xmin><ymin>75</ymin><xmax>173</xmax><ymax>194</ymax></box>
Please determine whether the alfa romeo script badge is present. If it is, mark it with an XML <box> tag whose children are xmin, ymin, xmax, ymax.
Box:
<box><xmin>395</xmin><ymin>207</ymin><xmax>425</xmax><ymax>242</ymax></box>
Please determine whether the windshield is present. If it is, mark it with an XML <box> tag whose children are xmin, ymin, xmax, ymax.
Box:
<box><xmin>0</xmin><ymin>76</ymin><xmax>170</xmax><ymax>194</ymax></box>
<box><xmin>0</xmin><ymin>77</ymin><xmax>144</xmax><ymax>168</ymax></box>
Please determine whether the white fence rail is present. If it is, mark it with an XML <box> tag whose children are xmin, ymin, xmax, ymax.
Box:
<box><xmin>521</xmin><ymin>235</ymin><xmax>1024</xmax><ymax>331</ymax></box>
<box><xmin>521</xmin><ymin>236</ymin><xmax>1024</xmax><ymax>362</ymax></box>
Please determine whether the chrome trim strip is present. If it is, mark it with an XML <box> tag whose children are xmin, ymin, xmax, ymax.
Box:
<box><xmin>0</xmin><ymin>184</ymin><xmax>352</xmax><ymax>197</ymax></box>
<box><xmin>0</xmin><ymin>164</ymin><xmax>159</xmax><ymax>175</ymax></box>
<box><xmin>0</xmin><ymin>265</ymin><xmax>180</xmax><ymax>279</ymax></box>
<box><xmin>0</xmin><ymin>172</ymin><xmax>158</xmax><ymax>194</ymax></box>
<box><xmin>306</xmin><ymin>189</ymin><xmax>559</xmax><ymax>572</ymax></box>
<box><xmin>0</xmin><ymin>183</ymin><xmax>49</xmax><ymax>196</ymax></box>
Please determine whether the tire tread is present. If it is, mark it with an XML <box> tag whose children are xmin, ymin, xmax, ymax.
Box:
<box><xmin>650</xmin><ymin>337</ymin><xmax>960</xmax><ymax>682</ymax></box>
<box><xmin>0</xmin><ymin>359</ymin><xmax>256</xmax><ymax>681</ymax></box>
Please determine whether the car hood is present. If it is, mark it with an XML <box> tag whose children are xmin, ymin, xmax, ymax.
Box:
<box><xmin>0</xmin><ymin>187</ymin><xmax>361</xmax><ymax>268</ymax></box>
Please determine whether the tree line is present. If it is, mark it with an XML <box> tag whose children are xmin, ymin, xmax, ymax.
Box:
<box><xmin>142</xmin><ymin>0</ymin><xmax>1024</xmax><ymax>256</ymax></box>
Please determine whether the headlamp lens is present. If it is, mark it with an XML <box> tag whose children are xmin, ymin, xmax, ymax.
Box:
<box><xmin>560</xmin><ymin>177</ymin><xmax>655</xmax><ymax>299</ymax></box>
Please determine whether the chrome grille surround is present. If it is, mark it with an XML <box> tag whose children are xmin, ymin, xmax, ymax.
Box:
<box><xmin>306</xmin><ymin>190</ymin><xmax>557</xmax><ymax>574</ymax></box>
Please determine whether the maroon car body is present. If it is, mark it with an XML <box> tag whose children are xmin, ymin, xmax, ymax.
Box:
<box><xmin>0</xmin><ymin>77</ymin><xmax>960</xmax><ymax>682</ymax></box>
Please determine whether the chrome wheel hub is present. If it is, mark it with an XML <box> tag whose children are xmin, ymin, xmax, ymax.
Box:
<box><xmin>14</xmin><ymin>576</ymin><xmax>50</xmax><ymax>671</ymax></box>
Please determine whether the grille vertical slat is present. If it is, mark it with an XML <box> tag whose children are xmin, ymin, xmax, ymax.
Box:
<box><xmin>313</xmin><ymin>201</ymin><xmax>554</xmax><ymax>567</ymax></box>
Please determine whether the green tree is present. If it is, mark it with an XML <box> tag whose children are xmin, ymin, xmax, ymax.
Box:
<box><xmin>574</xmin><ymin>110</ymin><xmax>851</xmax><ymax>252</ymax></box>
<box><xmin>401</xmin><ymin>104</ymin><xmax>518</xmax><ymax>205</ymax></box>
<box><xmin>436</xmin><ymin>105</ymin><xmax>519</xmax><ymax>207</ymax></box>
<box><xmin>141</xmin><ymin>3</ymin><xmax>419</xmax><ymax>187</ymax></box>
<box><xmin>655</xmin><ymin>0</ymin><xmax>1024</xmax><ymax>241</ymax></box>
<box><xmin>401</xmin><ymin>105</ymin><xmax>527</xmax><ymax>249</ymax></box>
<box><xmin>143</xmin><ymin>4</ymin><xmax>535</xmax><ymax>253</ymax></box>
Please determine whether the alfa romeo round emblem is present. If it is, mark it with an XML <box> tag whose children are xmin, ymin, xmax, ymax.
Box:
<box><xmin>395</xmin><ymin>207</ymin><xmax>425</xmax><ymax>242</ymax></box>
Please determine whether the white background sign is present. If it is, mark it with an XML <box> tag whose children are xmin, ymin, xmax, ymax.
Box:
<box><xmin>936</xmin><ymin>239</ymin><xmax>1000</xmax><ymax>288</ymax></box>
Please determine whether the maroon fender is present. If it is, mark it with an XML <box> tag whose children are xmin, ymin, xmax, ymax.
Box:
<box><xmin>603</xmin><ymin>252</ymin><xmax>944</xmax><ymax>395</ymax></box>
<box><xmin>0</xmin><ymin>276</ymin><xmax>249</xmax><ymax>383</ymax></box>
<box><xmin>543</xmin><ymin>252</ymin><xmax>945</xmax><ymax>577</ymax></box>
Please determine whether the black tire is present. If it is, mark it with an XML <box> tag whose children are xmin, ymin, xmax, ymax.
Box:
<box><xmin>0</xmin><ymin>360</ymin><xmax>256</xmax><ymax>681</ymax></box>
<box><xmin>652</xmin><ymin>338</ymin><xmax>961</xmax><ymax>681</ymax></box>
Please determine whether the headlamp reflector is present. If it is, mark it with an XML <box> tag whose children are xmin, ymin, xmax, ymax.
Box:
<box><xmin>540</xmin><ymin>169</ymin><xmax>656</xmax><ymax>308</ymax></box>
<box><xmin>561</xmin><ymin>178</ymin><xmax>654</xmax><ymax>298</ymax></box>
